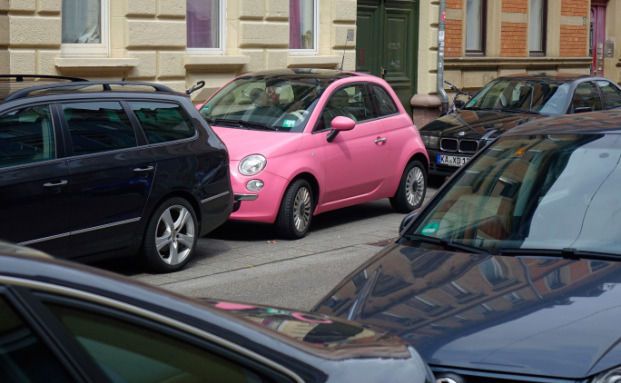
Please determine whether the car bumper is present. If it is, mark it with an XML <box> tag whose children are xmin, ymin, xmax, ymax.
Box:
<box><xmin>228</xmin><ymin>165</ymin><xmax>289</xmax><ymax>224</ymax></box>
<box><xmin>199</xmin><ymin>190</ymin><xmax>234</xmax><ymax>236</ymax></box>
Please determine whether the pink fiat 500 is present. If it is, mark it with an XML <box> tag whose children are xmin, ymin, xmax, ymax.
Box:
<box><xmin>199</xmin><ymin>69</ymin><xmax>428</xmax><ymax>238</ymax></box>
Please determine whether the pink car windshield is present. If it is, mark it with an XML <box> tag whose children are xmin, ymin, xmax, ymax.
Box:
<box><xmin>200</xmin><ymin>76</ymin><xmax>328</xmax><ymax>133</ymax></box>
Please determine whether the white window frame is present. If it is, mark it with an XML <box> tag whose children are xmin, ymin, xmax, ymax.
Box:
<box><xmin>61</xmin><ymin>0</ymin><xmax>110</xmax><ymax>57</ymax></box>
<box><xmin>289</xmin><ymin>0</ymin><xmax>319</xmax><ymax>55</ymax></box>
<box><xmin>186</xmin><ymin>0</ymin><xmax>226</xmax><ymax>54</ymax></box>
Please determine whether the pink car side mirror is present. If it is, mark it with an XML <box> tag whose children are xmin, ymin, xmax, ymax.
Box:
<box><xmin>330</xmin><ymin>116</ymin><xmax>356</xmax><ymax>131</ymax></box>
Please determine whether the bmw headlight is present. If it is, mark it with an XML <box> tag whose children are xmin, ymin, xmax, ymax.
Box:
<box><xmin>421</xmin><ymin>134</ymin><xmax>440</xmax><ymax>149</ymax></box>
<box><xmin>593</xmin><ymin>367</ymin><xmax>621</xmax><ymax>383</ymax></box>
<box><xmin>239</xmin><ymin>154</ymin><xmax>267</xmax><ymax>176</ymax></box>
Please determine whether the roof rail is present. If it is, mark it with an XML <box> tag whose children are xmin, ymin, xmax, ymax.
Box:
<box><xmin>4</xmin><ymin>81</ymin><xmax>179</xmax><ymax>102</ymax></box>
<box><xmin>0</xmin><ymin>74</ymin><xmax>87</xmax><ymax>82</ymax></box>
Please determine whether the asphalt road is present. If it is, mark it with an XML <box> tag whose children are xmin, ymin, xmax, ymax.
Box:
<box><xmin>104</xmin><ymin>187</ymin><xmax>438</xmax><ymax>311</ymax></box>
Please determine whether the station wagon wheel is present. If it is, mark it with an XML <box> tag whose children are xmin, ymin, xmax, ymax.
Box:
<box><xmin>277</xmin><ymin>179</ymin><xmax>314</xmax><ymax>239</ymax></box>
<box><xmin>143</xmin><ymin>197</ymin><xmax>198</xmax><ymax>272</ymax></box>
<box><xmin>390</xmin><ymin>160</ymin><xmax>427</xmax><ymax>213</ymax></box>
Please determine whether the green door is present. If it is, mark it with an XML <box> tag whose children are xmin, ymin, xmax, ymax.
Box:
<box><xmin>356</xmin><ymin>0</ymin><xmax>418</xmax><ymax>114</ymax></box>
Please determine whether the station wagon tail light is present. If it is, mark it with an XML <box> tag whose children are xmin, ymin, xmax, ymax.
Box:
<box><xmin>592</xmin><ymin>368</ymin><xmax>621</xmax><ymax>383</ymax></box>
<box><xmin>239</xmin><ymin>154</ymin><xmax>267</xmax><ymax>176</ymax></box>
<box><xmin>422</xmin><ymin>135</ymin><xmax>440</xmax><ymax>149</ymax></box>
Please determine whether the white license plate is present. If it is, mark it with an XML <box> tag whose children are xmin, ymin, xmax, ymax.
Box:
<box><xmin>437</xmin><ymin>154</ymin><xmax>470</xmax><ymax>167</ymax></box>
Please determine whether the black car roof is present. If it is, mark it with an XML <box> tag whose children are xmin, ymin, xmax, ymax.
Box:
<box><xmin>496</xmin><ymin>72</ymin><xmax>593</xmax><ymax>83</ymax></box>
<box><xmin>506</xmin><ymin>109</ymin><xmax>621</xmax><ymax>136</ymax></box>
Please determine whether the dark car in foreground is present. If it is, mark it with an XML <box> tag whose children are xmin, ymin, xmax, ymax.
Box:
<box><xmin>0</xmin><ymin>76</ymin><xmax>233</xmax><ymax>272</ymax></box>
<box><xmin>0</xmin><ymin>248</ymin><xmax>434</xmax><ymax>383</ymax></box>
<box><xmin>422</xmin><ymin>74</ymin><xmax>621</xmax><ymax>177</ymax></box>
<box><xmin>315</xmin><ymin>110</ymin><xmax>621</xmax><ymax>382</ymax></box>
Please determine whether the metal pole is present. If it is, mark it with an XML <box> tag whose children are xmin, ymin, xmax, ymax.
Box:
<box><xmin>437</xmin><ymin>0</ymin><xmax>449</xmax><ymax>114</ymax></box>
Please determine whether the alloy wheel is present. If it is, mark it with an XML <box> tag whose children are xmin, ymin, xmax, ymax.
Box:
<box><xmin>405</xmin><ymin>166</ymin><xmax>425</xmax><ymax>208</ymax></box>
<box><xmin>155</xmin><ymin>205</ymin><xmax>196</xmax><ymax>266</ymax></box>
<box><xmin>292</xmin><ymin>186</ymin><xmax>312</xmax><ymax>233</ymax></box>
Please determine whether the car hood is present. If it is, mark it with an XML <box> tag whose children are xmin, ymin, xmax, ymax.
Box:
<box><xmin>314</xmin><ymin>244</ymin><xmax>621</xmax><ymax>379</ymax></box>
<box><xmin>198</xmin><ymin>298</ymin><xmax>415</xmax><ymax>361</ymax></box>
<box><xmin>211</xmin><ymin>125</ymin><xmax>302</xmax><ymax>161</ymax></box>
<box><xmin>420</xmin><ymin>109</ymin><xmax>542</xmax><ymax>139</ymax></box>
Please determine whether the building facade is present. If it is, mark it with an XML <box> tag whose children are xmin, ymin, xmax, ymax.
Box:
<box><xmin>0</xmin><ymin>0</ymin><xmax>356</xmax><ymax>101</ymax></box>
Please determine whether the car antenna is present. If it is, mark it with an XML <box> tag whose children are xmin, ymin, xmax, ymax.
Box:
<box><xmin>339</xmin><ymin>28</ymin><xmax>355</xmax><ymax>71</ymax></box>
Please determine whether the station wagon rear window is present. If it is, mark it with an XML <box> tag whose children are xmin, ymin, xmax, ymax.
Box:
<box><xmin>130</xmin><ymin>102</ymin><xmax>195</xmax><ymax>144</ymax></box>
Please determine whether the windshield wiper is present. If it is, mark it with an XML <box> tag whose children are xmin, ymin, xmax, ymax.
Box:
<box><xmin>206</xmin><ymin>118</ymin><xmax>278</xmax><ymax>131</ymax></box>
<box><xmin>495</xmin><ymin>247</ymin><xmax>620</xmax><ymax>261</ymax></box>
<box><xmin>404</xmin><ymin>234</ymin><xmax>490</xmax><ymax>255</ymax></box>
<box><xmin>496</xmin><ymin>108</ymin><xmax>540</xmax><ymax>115</ymax></box>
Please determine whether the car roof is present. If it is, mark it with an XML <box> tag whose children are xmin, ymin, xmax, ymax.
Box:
<box><xmin>235</xmin><ymin>68</ymin><xmax>361</xmax><ymax>83</ymax></box>
<box><xmin>496</xmin><ymin>72</ymin><xmax>595</xmax><ymax>83</ymax></box>
<box><xmin>506</xmin><ymin>109</ymin><xmax>621</xmax><ymax>136</ymax></box>
<box><xmin>0</xmin><ymin>253</ymin><xmax>411</xmax><ymax>367</ymax></box>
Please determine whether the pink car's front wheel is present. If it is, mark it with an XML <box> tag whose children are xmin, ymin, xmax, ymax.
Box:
<box><xmin>276</xmin><ymin>179</ymin><xmax>315</xmax><ymax>239</ymax></box>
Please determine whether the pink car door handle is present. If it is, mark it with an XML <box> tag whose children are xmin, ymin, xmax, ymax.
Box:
<box><xmin>374</xmin><ymin>137</ymin><xmax>388</xmax><ymax>145</ymax></box>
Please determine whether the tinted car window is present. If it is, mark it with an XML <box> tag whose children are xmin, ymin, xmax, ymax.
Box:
<box><xmin>596</xmin><ymin>80</ymin><xmax>621</xmax><ymax>109</ymax></box>
<box><xmin>571</xmin><ymin>82</ymin><xmax>603</xmax><ymax>113</ymax></box>
<box><xmin>316</xmin><ymin>84</ymin><xmax>376</xmax><ymax>131</ymax></box>
<box><xmin>130</xmin><ymin>102</ymin><xmax>196</xmax><ymax>144</ymax></box>
<box><xmin>62</xmin><ymin>102</ymin><xmax>137</xmax><ymax>155</ymax></box>
<box><xmin>46</xmin><ymin>303</ymin><xmax>267</xmax><ymax>383</ymax></box>
<box><xmin>0</xmin><ymin>105</ymin><xmax>55</xmax><ymax>169</ymax></box>
<box><xmin>0</xmin><ymin>296</ymin><xmax>72</xmax><ymax>382</ymax></box>
<box><xmin>371</xmin><ymin>85</ymin><xmax>398</xmax><ymax>116</ymax></box>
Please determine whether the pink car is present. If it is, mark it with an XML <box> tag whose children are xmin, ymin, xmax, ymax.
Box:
<box><xmin>199</xmin><ymin>69</ymin><xmax>428</xmax><ymax>238</ymax></box>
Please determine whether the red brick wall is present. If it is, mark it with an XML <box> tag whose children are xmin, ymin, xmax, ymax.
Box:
<box><xmin>502</xmin><ymin>0</ymin><xmax>528</xmax><ymax>13</ymax></box>
<box><xmin>501</xmin><ymin>22</ymin><xmax>528</xmax><ymax>57</ymax></box>
<box><xmin>445</xmin><ymin>0</ymin><xmax>463</xmax><ymax>58</ymax></box>
<box><xmin>560</xmin><ymin>0</ymin><xmax>589</xmax><ymax>56</ymax></box>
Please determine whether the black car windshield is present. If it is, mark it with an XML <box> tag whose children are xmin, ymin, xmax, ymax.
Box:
<box><xmin>199</xmin><ymin>76</ymin><xmax>327</xmax><ymax>132</ymax></box>
<box><xmin>407</xmin><ymin>133</ymin><xmax>621</xmax><ymax>256</ymax></box>
<box><xmin>465</xmin><ymin>79</ymin><xmax>571</xmax><ymax>115</ymax></box>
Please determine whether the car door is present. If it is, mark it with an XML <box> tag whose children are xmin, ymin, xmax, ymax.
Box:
<box><xmin>35</xmin><ymin>295</ymin><xmax>292</xmax><ymax>383</ymax></box>
<box><xmin>0</xmin><ymin>103</ymin><xmax>72</xmax><ymax>256</ymax></box>
<box><xmin>59</xmin><ymin>101</ymin><xmax>155</xmax><ymax>258</ymax></box>
<box><xmin>595</xmin><ymin>80</ymin><xmax>621</xmax><ymax>110</ymax></box>
<box><xmin>569</xmin><ymin>82</ymin><xmax>603</xmax><ymax>113</ymax></box>
<box><xmin>311</xmin><ymin>84</ymin><xmax>388</xmax><ymax>204</ymax></box>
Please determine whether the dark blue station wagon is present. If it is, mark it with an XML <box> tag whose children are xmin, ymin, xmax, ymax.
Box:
<box><xmin>0</xmin><ymin>76</ymin><xmax>233</xmax><ymax>272</ymax></box>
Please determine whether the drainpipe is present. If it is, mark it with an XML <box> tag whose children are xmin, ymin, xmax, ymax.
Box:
<box><xmin>437</xmin><ymin>0</ymin><xmax>449</xmax><ymax>114</ymax></box>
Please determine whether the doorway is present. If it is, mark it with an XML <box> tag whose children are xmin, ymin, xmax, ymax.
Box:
<box><xmin>356</xmin><ymin>0</ymin><xmax>419</xmax><ymax>114</ymax></box>
<box><xmin>590</xmin><ymin>0</ymin><xmax>608</xmax><ymax>76</ymax></box>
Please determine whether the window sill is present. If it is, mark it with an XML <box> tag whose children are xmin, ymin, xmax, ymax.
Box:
<box><xmin>184</xmin><ymin>55</ymin><xmax>249</xmax><ymax>70</ymax></box>
<box><xmin>55</xmin><ymin>57</ymin><xmax>139</xmax><ymax>75</ymax></box>
<box><xmin>287</xmin><ymin>55</ymin><xmax>342</xmax><ymax>69</ymax></box>
<box><xmin>445</xmin><ymin>56</ymin><xmax>592</xmax><ymax>69</ymax></box>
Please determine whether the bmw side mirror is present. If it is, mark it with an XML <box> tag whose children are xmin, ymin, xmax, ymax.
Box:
<box><xmin>399</xmin><ymin>210</ymin><xmax>420</xmax><ymax>235</ymax></box>
<box><xmin>327</xmin><ymin>116</ymin><xmax>356</xmax><ymax>142</ymax></box>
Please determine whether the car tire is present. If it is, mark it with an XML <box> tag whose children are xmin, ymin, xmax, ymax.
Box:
<box><xmin>390</xmin><ymin>160</ymin><xmax>427</xmax><ymax>213</ymax></box>
<box><xmin>276</xmin><ymin>179</ymin><xmax>314</xmax><ymax>239</ymax></box>
<box><xmin>143</xmin><ymin>197</ymin><xmax>198</xmax><ymax>273</ymax></box>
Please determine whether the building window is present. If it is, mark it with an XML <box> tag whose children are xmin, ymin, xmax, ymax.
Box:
<box><xmin>62</xmin><ymin>0</ymin><xmax>108</xmax><ymax>56</ymax></box>
<box><xmin>466</xmin><ymin>0</ymin><xmax>486</xmax><ymax>55</ymax></box>
<box><xmin>187</xmin><ymin>0</ymin><xmax>224</xmax><ymax>51</ymax></box>
<box><xmin>529</xmin><ymin>0</ymin><xmax>547</xmax><ymax>56</ymax></box>
<box><xmin>290</xmin><ymin>0</ymin><xmax>318</xmax><ymax>52</ymax></box>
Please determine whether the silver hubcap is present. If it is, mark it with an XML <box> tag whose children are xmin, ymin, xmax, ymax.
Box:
<box><xmin>405</xmin><ymin>166</ymin><xmax>425</xmax><ymax>208</ymax></box>
<box><xmin>292</xmin><ymin>186</ymin><xmax>312</xmax><ymax>233</ymax></box>
<box><xmin>155</xmin><ymin>205</ymin><xmax>195</xmax><ymax>266</ymax></box>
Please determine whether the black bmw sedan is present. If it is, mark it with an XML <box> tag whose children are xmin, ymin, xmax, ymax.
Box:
<box><xmin>315</xmin><ymin>110</ymin><xmax>621</xmax><ymax>383</ymax></box>
<box><xmin>421</xmin><ymin>74</ymin><xmax>621</xmax><ymax>177</ymax></box>
<box><xmin>0</xmin><ymin>242</ymin><xmax>434</xmax><ymax>383</ymax></box>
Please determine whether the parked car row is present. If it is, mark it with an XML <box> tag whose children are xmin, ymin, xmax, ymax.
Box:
<box><xmin>0</xmin><ymin>70</ymin><xmax>429</xmax><ymax>271</ymax></box>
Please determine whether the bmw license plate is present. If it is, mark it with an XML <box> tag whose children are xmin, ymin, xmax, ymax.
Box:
<box><xmin>436</xmin><ymin>154</ymin><xmax>470</xmax><ymax>167</ymax></box>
